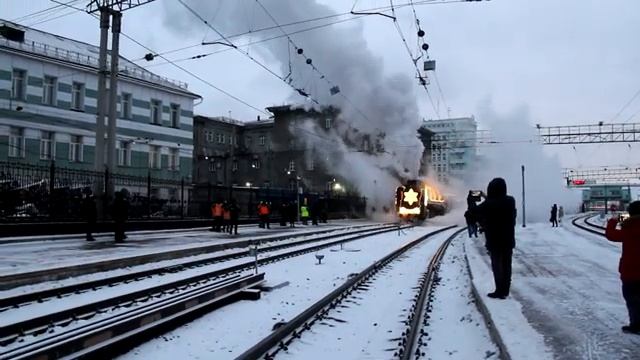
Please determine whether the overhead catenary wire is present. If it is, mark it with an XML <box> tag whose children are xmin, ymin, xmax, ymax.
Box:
<box><xmin>44</xmin><ymin>0</ymin><xmax>269</xmax><ymax>116</ymax></box>
<box><xmin>10</xmin><ymin>0</ymin><xmax>82</xmax><ymax>24</ymax></box>
<box><xmin>254</xmin><ymin>0</ymin><xmax>372</xmax><ymax>123</ymax></box>
<box><xmin>176</xmin><ymin>0</ymin><xmax>322</xmax><ymax>105</ymax></box>
<box><xmin>388</xmin><ymin>0</ymin><xmax>440</xmax><ymax>119</ymax></box>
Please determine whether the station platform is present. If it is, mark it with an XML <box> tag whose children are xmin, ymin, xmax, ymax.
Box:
<box><xmin>465</xmin><ymin>219</ymin><xmax>640</xmax><ymax>359</ymax></box>
<box><xmin>0</xmin><ymin>220</ymin><xmax>377</xmax><ymax>289</ymax></box>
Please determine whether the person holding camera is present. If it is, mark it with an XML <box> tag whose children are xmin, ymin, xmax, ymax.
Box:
<box><xmin>471</xmin><ymin>178</ymin><xmax>517</xmax><ymax>299</ymax></box>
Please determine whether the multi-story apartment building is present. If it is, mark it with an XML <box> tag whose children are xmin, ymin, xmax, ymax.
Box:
<box><xmin>0</xmin><ymin>20</ymin><xmax>199</xmax><ymax>182</ymax></box>
<box><xmin>422</xmin><ymin>117</ymin><xmax>477</xmax><ymax>183</ymax></box>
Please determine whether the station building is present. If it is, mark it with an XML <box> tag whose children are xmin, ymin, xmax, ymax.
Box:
<box><xmin>0</xmin><ymin>20</ymin><xmax>200</xmax><ymax>183</ymax></box>
<box><xmin>421</xmin><ymin>117</ymin><xmax>478</xmax><ymax>183</ymax></box>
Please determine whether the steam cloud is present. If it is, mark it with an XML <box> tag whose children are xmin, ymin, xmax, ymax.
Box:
<box><xmin>164</xmin><ymin>0</ymin><xmax>426</xmax><ymax>215</ymax></box>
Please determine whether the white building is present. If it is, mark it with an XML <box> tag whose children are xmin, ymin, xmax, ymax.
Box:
<box><xmin>0</xmin><ymin>20</ymin><xmax>200</xmax><ymax>182</ymax></box>
<box><xmin>422</xmin><ymin>117</ymin><xmax>478</xmax><ymax>183</ymax></box>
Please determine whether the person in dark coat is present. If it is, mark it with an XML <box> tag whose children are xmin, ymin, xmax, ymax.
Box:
<box><xmin>228</xmin><ymin>199</ymin><xmax>240</xmax><ymax>235</ymax></box>
<box><xmin>288</xmin><ymin>201</ymin><xmax>297</xmax><ymax>228</ymax></box>
<box><xmin>605</xmin><ymin>201</ymin><xmax>640</xmax><ymax>335</ymax></box>
<box><xmin>550</xmin><ymin>204</ymin><xmax>558</xmax><ymax>227</ymax></box>
<box><xmin>279</xmin><ymin>202</ymin><xmax>288</xmax><ymax>226</ymax></box>
<box><xmin>464</xmin><ymin>209</ymin><xmax>478</xmax><ymax>238</ymax></box>
<box><xmin>310</xmin><ymin>200</ymin><xmax>319</xmax><ymax>226</ymax></box>
<box><xmin>82</xmin><ymin>189</ymin><xmax>97</xmax><ymax>241</ymax></box>
<box><xmin>472</xmin><ymin>178</ymin><xmax>517</xmax><ymax>299</ymax></box>
<box><xmin>112</xmin><ymin>191</ymin><xmax>129</xmax><ymax>243</ymax></box>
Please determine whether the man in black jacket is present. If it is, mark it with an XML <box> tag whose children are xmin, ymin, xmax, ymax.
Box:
<box><xmin>473</xmin><ymin>178</ymin><xmax>517</xmax><ymax>299</ymax></box>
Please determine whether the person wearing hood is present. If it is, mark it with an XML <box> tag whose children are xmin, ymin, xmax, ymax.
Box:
<box><xmin>605</xmin><ymin>201</ymin><xmax>640</xmax><ymax>335</ymax></box>
<box><xmin>472</xmin><ymin>178</ymin><xmax>517</xmax><ymax>299</ymax></box>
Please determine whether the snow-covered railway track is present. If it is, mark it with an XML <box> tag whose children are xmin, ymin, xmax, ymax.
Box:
<box><xmin>0</xmin><ymin>224</ymin><xmax>389</xmax><ymax>311</ymax></box>
<box><xmin>0</xmin><ymin>224</ymin><xmax>406</xmax><ymax>360</ymax></box>
<box><xmin>236</xmin><ymin>226</ymin><xmax>461</xmax><ymax>360</ymax></box>
<box><xmin>571</xmin><ymin>214</ymin><xmax>605</xmax><ymax>237</ymax></box>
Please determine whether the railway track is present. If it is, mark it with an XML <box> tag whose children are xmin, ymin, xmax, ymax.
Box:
<box><xmin>236</xmin><ymin>226</ymin><xmax>464</xmax><ymax>360</ymax></box>
<box><xmin>0</xmin><ymin>224</ymin><xmax>391</xmax><ymax>311</ymax></box>
<box><xmin>571</xmin><ymin>214</ymin><xmax>605</xmax><ymax>237</ymax></box>
<box><xmin>0</xmin><ymin>223</ymin><xmax>409</xmax><ymax>360</ymax></box>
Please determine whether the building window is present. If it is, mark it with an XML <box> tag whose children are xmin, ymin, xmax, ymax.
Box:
<box><xmin>40</xmin><ymin>131</ymin><xmax>54</xmax><ymax>160</ymax></box>
<box><xmin>121</xmin><ymin>93</ymin><xmax>132</xmax><ymax>119</ymax></box>
<box><xmin>118</xmin><ymin>141</ymin><xmax>132</xmax><ymax>166</ymax></box>
<box><xmin>216</xmin><ymin>161</ymin><xmax>222</xmax><ymax>169</ymax></box>
<box><xmin>216</xmin><ymin>133</ymin><xmax>224</xmax><ymax>144</ymax></box>
<box><xmin>149</xmin><ymin>145</ymin><xmax>161</xmax><ymax>169</ymax></box>
<box><xmin>325</xmin><ymin>118</ymin><xmax>332</xmax><ymax>129</ymax></box>
<box><xmin>205</xmin><ymin>131</ymin><xmax>214</xmax><ymax>143</ymax></box>
<box><xmin>307</xmin><ymin>156</ymin><xmax>315</xmax><ymax>171</ymax></box>
<box><xmin>43</xmin><ymin>76</ymin><xmax>57</xmax><ymax>105</ymax></box>
<box><xmin>288</xmin><ymin>160</ymin><xmax>295</xmax><ymax>172</ymax></box>
<box><xmin>208</xmin><ymin>161</ymin><xmax>215</xmax><ymax>172</ymax></box>
<box><xmin>11</xmin><ymin>69</ymin><xmax>26</xmax><ymax>100</ymax></box>
<box><xmin>69</xmin><ymin>135</ymin><xmax>83</xmax><ymax>162</ymax></box>
<box><xmin>170</xmin><ymin>104</ymin><xmax>180</xmax><ymax>128</ymax></box>
<box><xmin>259</xmin><ymin>135</ymin><xmax>266</xmax><ymax>146</ymax></box>
<box><xmin>169</xmin><ymin>148</ymin><xmax>179</xmax><ymax>171</ymax></box>
<box><xmin>232</xmin><ymin>160</ymin><xmax>238</xmax><ymax>172</ymax></box>
<box><xmin>150</xmin><ymin>99</ymin><xmax>162</xmax><ymax>125</ymax></box>
<box><xmin>251</xmin><ymin>159</ymin><xmax>261</xmax><ymax>169</ymax></box>
<box><xmin>8</xmin><ymin>127</ymin><xmax>25</xmax><ymax>158</ymax></box>
<box><xmin>245</xmin><ymin>136</ymin><xmax>252</xmax><ymax>147</ymax></box>
<box><xmin>71</xmin><ymin>82</ymin><xmax>85</xmax><ymax>111</ymax></box>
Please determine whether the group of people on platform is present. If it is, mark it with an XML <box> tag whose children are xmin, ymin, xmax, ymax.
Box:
<box><xmin>210</xmin><ymin>199</ymin><xmax>329</xmax><ymax>235</ymax></box>
<box><xmin>465</xmin><ymin>177</ymin><xmax>640</xmax><ymax>335</ymax></box>
<box><xmin>82</xmin><ymin>188</ymin><xmax>130</xmax><ymax>243</ymax></box>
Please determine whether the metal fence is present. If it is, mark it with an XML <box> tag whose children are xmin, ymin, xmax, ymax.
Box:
<box><xmin>0</xmin><ymin>161</ymin><xmax>367</xmax><ymax>222</ymax></box>
<box><xmin>0</xmin><ymin>161</ymin><xmax>186</xmax><ymax>222</ymax></box>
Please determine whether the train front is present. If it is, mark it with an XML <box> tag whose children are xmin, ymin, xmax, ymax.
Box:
<box><xmin>395</xmin><ymin>180</ymin><xmax>428</xmax><ymax>221</ymax></box>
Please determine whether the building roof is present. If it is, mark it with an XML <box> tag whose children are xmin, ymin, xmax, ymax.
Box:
<box><xmin>194</xmin><ymin>115</ymin><xmax>274</xmax><ymax>128</ymax></box>
<box><xmin>0</xmin><ymin>19</ymin><xmax>200</xmax><ymax>98</ymax></box>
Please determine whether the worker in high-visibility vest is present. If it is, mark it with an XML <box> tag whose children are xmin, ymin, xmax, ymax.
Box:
<box><xmin>300</xmin><ymin>204</ymin><xmax>310</xmax><ymax>225</ymax></box>
<box><xmin>210</xmin><ymin>200</ymin><xmax>224</xmax><ymax>232</ymax></box>
<box><xmin>257</xmin><ymin>201</ymin><xmax>271</xmax><ymax>229</ymax></box>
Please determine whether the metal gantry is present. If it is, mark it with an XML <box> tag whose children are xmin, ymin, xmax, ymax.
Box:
<box><xmin>563</xmin><ymin>166</ymin><xmax>640</xmax><ymax>184</ymax></box>
<box><xmin>86</xmin><ymin>0</ymin><xmax>156</xmax><ymax>13</ymax></box>
<box><xmin>538</xmin><ymin>122</ymin><xmax>640</xmax><ymax>145</ymax></box>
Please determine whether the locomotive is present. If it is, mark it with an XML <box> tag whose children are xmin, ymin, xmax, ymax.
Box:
<box><xmin>395</xmin><ymin>179</ymin><xmax>447</xmax><ymax>221</ymax></box>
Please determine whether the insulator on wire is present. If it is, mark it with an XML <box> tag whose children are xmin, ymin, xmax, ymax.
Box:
<box><xmin>306</xmin><ymin>58</ymin><xmax>312</xmax><ymax>65</ymax></box>
<box><xmin>422</xmin><ymin>43</ymin><xmax>429</xmax><ymax>51</ymax></box>
<box><xmin>417</xmin><ymin>29</ymin><xmax>425</xmax><ymax>37</ymax></box>
<box><xmin>297</xmin><ymin>48</ymin><xmax>304</xmax><ymax>55</ymax></box>
<box><xmin>144</xmin><ymin>53</ymin><xmax>155</xmax><ymax>61</ymax></box>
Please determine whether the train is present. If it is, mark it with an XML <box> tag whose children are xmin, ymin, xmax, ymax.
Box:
<box><xmin>394</xmin><ymin>179</ymin><xmax>448</xmax><ymax>222</ymax></box>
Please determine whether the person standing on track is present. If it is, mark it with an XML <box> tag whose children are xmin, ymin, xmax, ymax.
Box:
<box><xmin>228</xmin><ymin>199</ymin><xmax>240</xmax><ymax>235</ymax></box>
<box><xmin>82</xmin><ymin>188</ymin><xmax>97</xmax><ymax>242</ymax></box>
<box><xmin>550</xmin><ymin>204</ymin><xmax>559</xmax><ymax>227</ymax></box>
<box><xmin>472</xmin><ymin>178</ymin><xmax>517</xmax><ymax>300</ymax></box>
<box><xmin>605</xmin><ymin>201</ymin><xmax>640</xmax><ymax>335</ymax></box>
<box><xmin>112</xmin><ymin>190</ymin><xmax>129</xmax><ymax>243</ymax></box>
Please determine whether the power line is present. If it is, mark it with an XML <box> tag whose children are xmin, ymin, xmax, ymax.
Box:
<box><xmin>389</xmin><ymin>0</ymin><xmax>440</xmax><ymax>119</ymax></box>
<box><xmin>254</xmin><ymin>0</ymin><xmax>372</xmax><ymax>123</ymax></box>
<box><xmin>611</xmin><ymin>87</ymin><xmax>640</xmax><ymax>123</ymax></box>
<box><xmin>177</xmin><ymin>0</ymin><xmax>322</xmax><ymax>105</ymax></box>
<box><xmin>47</xmin><ymin>0</ymin><xmax>269</xmax><ymax>116</ymax></box>
<box><xmin>10</xmin><ymin>0</ymin><xmax>81</xmax><ymax>23</ymax></box>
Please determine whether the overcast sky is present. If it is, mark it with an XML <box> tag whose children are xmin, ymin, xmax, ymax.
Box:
<box><xmin>3</xmin><ymin>0</ymin><xmax>640</xmax><ymax>170</ymax></box>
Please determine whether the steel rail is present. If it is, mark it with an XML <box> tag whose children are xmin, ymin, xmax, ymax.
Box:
<box><xmin>0</xmin><ymin>224</ymin><xmax>390</xmax><ymax>311</ymax></box>
<box><xmin>0</xmin><ymin>224</ymin><xmax>408</xmax><ymax>348</ymax></box>
<box><xmin>571</xmin><ymin>214</ymin><xmax>605</xmax><ymax>237</ymax></box>
<box><xmin>401</xmin><ymin>227</ymin><xmax>466</xmax><ymax>359</ymax></box>
<box><xmin>1</xmin><ymin>273</ymin><xmax>265</xmax><ymax>360</ymax></box>
<box><xmin>235</xmin><ymin>225</ymin><xmax>457</xmax><ymax>360</ymax></box>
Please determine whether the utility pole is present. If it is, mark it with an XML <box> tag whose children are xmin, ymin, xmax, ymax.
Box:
<box><xmin>87</xmin><ymin>0</ymin><xmax>156</xmax><ymax>217</ymax></box>
<box><xmin>521</xmin><ymin>165</ymin><xmax>526</xmax><ymax>228</ymax></box>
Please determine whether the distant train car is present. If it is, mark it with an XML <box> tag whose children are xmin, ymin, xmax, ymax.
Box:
<box><xmin>395</xmin><ymin>179</ymin><xmax>448</xmax><ymax>221</ymax></box>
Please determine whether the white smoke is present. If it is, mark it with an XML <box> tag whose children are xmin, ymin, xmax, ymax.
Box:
<box><xmin>465</xmin><ymin>102</ymin><xmax>582</xmax><ymax>223</ymax></box>
<box><xmin>164</xmin><ymin>0</ymin><xmax>426</xmax><ymax>213</ymax></box>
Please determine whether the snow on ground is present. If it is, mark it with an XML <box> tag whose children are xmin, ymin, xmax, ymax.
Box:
<box><xmin>0</xmin><ymin>224</ymin><xmax>390</xmax><ymax>337</ymax></box>
<box><xmin>423</xmin><ymin>232</ymin><xmax>499</xmax><ymax>360</ymax></box>
<box><xmin>0</xmin><ymin>220</ymin><xmax>376</xmax><ymax>275</ymax></box>
<box><xmin>467</xmin><ymin>222</ymin><xmax>640</xmax><ymax>360</ymax></box>
<box><xmin>278</xmin><ymin>227</ymin><xmax>459</xmax><ymax>360</ymax></box>
<box><xmin>118</xmin><ymin>226</ymin><xmax>447</xmax><ymax>360</ymax></box>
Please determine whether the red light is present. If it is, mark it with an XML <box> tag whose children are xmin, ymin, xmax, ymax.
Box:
<box><xmin>572</xmin><ymin>179</ymin><xmax>586</xmax><ymax>185</ymax></box>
